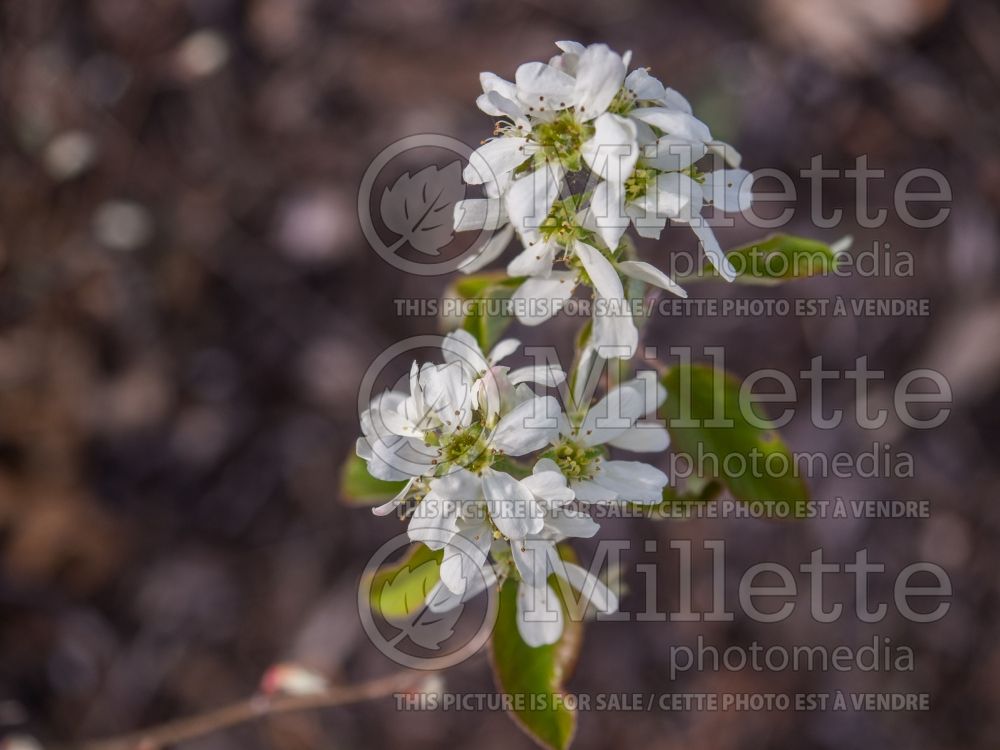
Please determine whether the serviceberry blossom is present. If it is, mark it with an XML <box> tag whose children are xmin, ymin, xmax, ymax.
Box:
<box><xmin>357</xmin><ymin>332</ymin><xmax>565</xmax><ymax>528</ymax></box>
<box><xmin>546</xmin><ymin>372</ymin><xmax>670</xmax><ymax>504</ymax></box>
<box><xmin>421</xmin><ymin>459</ymin><xmax>617</xmax><ymax>647</ymax></box>
<box><xmin>455</xmin><ymin>40</ymin><xmax>758</xmax><ymax>354</ymax></box>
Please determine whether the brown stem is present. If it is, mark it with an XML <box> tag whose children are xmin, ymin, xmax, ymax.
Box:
<box><xmin>75</xmin><ymin>669</ymin><xmax>434</xmax><ymax>750</ymax></box>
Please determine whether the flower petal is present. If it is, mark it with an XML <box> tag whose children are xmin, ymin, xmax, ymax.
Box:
<box><xmin>572</xmin><ymin>240</ymin><xmax>624</xmax><ymax>301</ymax></box>
<box><xmin>442</xmin><ymin>329</ymin><xmax>488</xmax><ymax>373</ymax></box>
<box><xmin>511</xmin><ymin>272</ymin><xmax>576</xmax><ymax>326</ymax></box>
<box><xmin>559</xmin><ymin>562</ymin><xmax>618</xmax><ymax>614</ymax></box>
<box><xmin>630</xmin><ymin>107</ymin><xmax>712</xmax><ymax>143</ymax></box>
<box><xmin>607</xmin><ymin>424</ymin><xmax>670</xmax><ymax>452</ymax></box>
<box><xmin>594</xmin><ymin>459</ymin><xmax>668</xmax><ymax>504</ymax></box>
<box><xmin>463</xmin><ymin>137</ymin><xmax>530</xmax><ymax>185</ymax></box>
<box><xmin>514</xmin><ymin>62</ymin><xmax>576</xmax><ymax>111</ymax></box>
<box><xmin>507</xmin><ymin>238</ymin><xmax>557</xmax><ymax>278</ymax></box>
<box><xmin>573</xmin><ymin>44</ymin><xmax>626</xmax><ymax>121</ymax></box>
<box><xmin>371</xmin><ymin>477</ymin><xmax>415</xmax><ymax>517</ymax></box>
<box><xmin>690</xmin><ymin>222</ymin><xmax>737</xmax><ymax>282</ymax></box>
<box><xmin>508</xmin><ymin>365</ymin><xmax>566</xmax><ymax>387</ymax></box>
<box><xmin>516</xmin><ymin>582</ymin><xmax>564</xmax><ymax>647</ymax></box>
<box><xmin>453</xmin><ymin>198</ymin><xmax>506</xmax><ymax>232</ymax></box>
<box><xmin>457</xmin><ymin>224</ymin><xmax>514</xmax><ymax>274</ymax></box>
<box><xmin>491</xmin><ymin>396</ymin><xmax>561</xmax><ymax>455</ymax></box>
<box><xmin>617</xmin><ymin>260</ymin><xmax>687</xmax><ymax>298</ymax></box>
<box><xmin>482</xmin><ymin>467</ymin><xmax>543</xmax><ymax>538</ymax></box>
<box><xmin>505</xmin><ymin>163</ymin><xmax>563</xmax><ymax>245</ymax></box>
<box><xmin>702</xmin><ymin>169</ymin><xmax>754</xmax><ymax>212</ymax></box>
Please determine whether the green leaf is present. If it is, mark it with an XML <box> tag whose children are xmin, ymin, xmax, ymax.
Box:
<box><xmin>490</xmin><ymin>573</ymin><xmax>581</xmax><ymax>750</ymax></box>
<box><xmin>694</xmin><ymin>233</ymin><xmax>847</xmax><ymax>285</ymax></box>
<box><xmin>367</xmin><ymin>543</ymin><xmax>444</xmax><ymax>620</ymax></box>
<box><xmin>339</xmin><ymin>454</ymin><xmax>407</xmax><ymax>506</ymax></box>
<box><xmin>442</xmin><ymin>272</ymin><xmax>524</xmax><ymax>352</ymax></box>
<box><xmin>661</xmin><ymin>363</ymin><xmax>809</xmax><ymax>517</ymax></box>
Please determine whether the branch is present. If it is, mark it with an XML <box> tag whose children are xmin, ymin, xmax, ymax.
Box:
<box><xmin>76</xmin><ymin>669</ymin><xmax>436</xmax><ymax>750</ymax></box>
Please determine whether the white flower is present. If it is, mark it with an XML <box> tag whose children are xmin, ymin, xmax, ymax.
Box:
<box><xmin>510</xmin><ymin>238</ymin><xmax>686</xmax><ymax>357</ymax></box>
<box><xmin>515</xmin><ymin>557</ymin><xmax>617</xmax><ymax>647</ymax></box>
<box><xmin>441</xmin><ymin>330</ymin><xmax>565</xmax><ymax>419</ymax></box>
<box><xmin>420</xmin><ymin>458</ymin><xmax>616</xmax><ymax>647</ymax></box>
<box><xmin>357</xmin><ymin>360</ymin><xmax>476</xmax><ymax>486</ymax></box>
<box><xmin>357</xmin><ymin>336</ymin><xmax>565</xmax><ymax>516</ymax></box>
<box><xmin>548</xmin><ymin>373</ymin><xmax>670</xmax><ymax>504</ymax></box>
<box><xmin>411</xmin><ymin>459</ymin><xmax>579</xmax><ymax>609</ymax></box>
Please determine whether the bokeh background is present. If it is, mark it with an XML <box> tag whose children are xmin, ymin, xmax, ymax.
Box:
<box><xmin>1</xmin><ymin>0</ymin><xmax>999</xmax><ymax>748</ymax></box>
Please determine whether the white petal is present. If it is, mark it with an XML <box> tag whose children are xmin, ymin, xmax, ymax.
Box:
<box><xmin>579</xmin><ymin>382</ymin><xmax>646</xmax><ymax>446</ymax></box>
<box><xmin>426</xmin><ymin>565</ymin><xmax>495</xmax><ymax>613</ymax></box>
<box><xmin>457</xmin><ymin>224</ymin><xmax>514</xmax><ymax>274</ymax></box>
<box><xmin>514</xmin><ymin>62</ymin><xmax>576</xmax><ymax>111</ymax></box>
<box><xmin>702</xmin><ymin>169</ymin><xmax>754</xmax><ymax>212</ymax></box>
<box><xmin>594</xmin><ymin>460</ymin><xmax>667</xmax><ymax>504</ymax></box>
<box><xmin>560</xmin><ymin>562</ymin><xmax>618</xmax><ymax>614</ymax></box>
<box><xmin>640</xmin><ymin>135</ymin><xmax>706</xmax><ymax>172</ymax></box>
<box><xmin>708</xmin><ymin>140</ymin><xmax>742</xmax><ymax>168</ymax></box>
<box><xmin>571</xmin><ymin>478</ymin><xmax>620</xmax><ymax>504</ymax></box>
<box><xmin>621</xmin><ymin>372</ymin><xmax>667</xmax><ymax>413</ymax></box>
<box><xmin>617</xmin><ymin>260</ymin><xmax>687</xmax><ymax>298</ymax></box>
<box><xmin>587</xmin><ymin>180</ymin><xmax>629</xmax><ymax>251</ymax></box>
<box><xmin>590</xmin><ymin>301</ymin><xmax>638</xmax><ymax>359</ymax></box>
<box><xmin>442</xmin><ymin>329</ymin><xmax>488</xmax><ymax>372</ymax></box>
<box><xmin>439</xmin><ymin>522</ymin><xmax>493</xmax><ymax>594</ymax></box>
<box><xmin>367</xmin><ymin>435</ymin><xmax>437</xmax><ymax>480</ymax></box>
<box><xmin>371</xmin><ymin>477</ymin><xmax>415</xmax><ymax>516</ymax></box>
<box><xmin>572</xmin><ymin>240</ymin><xmax>624</xmax><ymax>301</ymax></box>
<box><xmin>508</xmin><ymin>365</ymin><xmax>566</xmax><ymax>387</ymax></box>
<box><xmin>625</xmin><ymin>202</ymin><xmax>667</xmax><ymax>239</ymax></box>
<box><xmin>624</xmin><ymin>68</ymin><xmax>665</xmax><ymax>102</ymax></box>
<box><xmin>408</xmin><ymin>496</ymin><xmax>462</xmax><ymax>549</ymax></box>
<box><xmin>545</xmin><ymin>505</ymin><xmax>600</xmax><ymax>538</ymax></box>
<box><xmin>649</xmin><ymin>171</ymin><xmax>701</xmax><ymax>220</ymax></box>
<box><xmin>691</xmin><ymin>222</ymin><xmax>737</xmax><ymax>282</ymax></box>
<box><xmin>572</xmin><ymin>44</ymin><xmax>627</xmax><ymax>121</ymax></box>
<box><xmin>516</xmin><ymin>582</ymin><xmax>564</xmax><ymax>647</ymax></box>
<box><xmin>491</xmin><ymin>396</ymin><xmax>561</xmax><ymax>455</ymax></box>
<box><xmin>464</xmin><ymin>137</ymin><xmax>530</xmax><ymax>185</ymax></box>
<box><xmin>581</xmin><ymin>112</ymin><xmax>638</xmax><ymax>182</ymax></box>
<box><xmin>421</xmin><ymin>362</ymin><xmax>476</xmax><ymax>430</ymax></box>
<box><xmin>507</xmin><ymin>239</ymin><xmax>557</xmax><ymax>278</ymax></box>
<box><xmin>511</xmin><ymin>272</ymin><xmax>576</xmax><ymax>326</ymax></box>
<box><xmin>629</xmin><ymin>107</ymin><xmax>712</xmax><ymax>143</ymax></box>
<box><xmin>607</xmin><ymin>424</ymin><xmax>670</xmax><ymax>452</ymax></box>
<box><xmin>453</xmin><ymin>198</ymin><xmax>506</xmax><ymax>232</ymax></box>
<box><xmin>662</xmin><ymin>87</ymin><xmax>694</xmax><ymax>114</ymax></box>
<box><xmin>482</xmin><ymin>467</ymin><xmax>543</xmax><ymax>538</ymax></box>
<box><xmin>505</xmin><ymin>163</ymin><xmax>563</xmax><ymax>245</ymax></box>
<box><xmin>555</xmin><ymin>40</ymin><xmax>586</xmax><ymax>56</ymax></box>
<box><xmin>511</xmin><ymin>538</ymin><xmax>553</xmax><ymax>587</ymax></box>
<box><xmin>480</xmin><ymin>72</ymin><xmax>518</xmax><ymax>102</ymax></box>
<box><xmin>519</xmin><ymin>468</ymin><xmax>574</xmax><ymax>507</ymax></box>
<box><xmin>487</xmin><ymin>338</ymin><xmax>521</xmax><ymax>364</ymax></box>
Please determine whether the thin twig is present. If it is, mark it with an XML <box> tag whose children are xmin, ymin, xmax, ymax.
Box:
<box><xmin>76</xmin><ymin>669</ymin><xmax>432</xmax><ymax>750</ymax></box>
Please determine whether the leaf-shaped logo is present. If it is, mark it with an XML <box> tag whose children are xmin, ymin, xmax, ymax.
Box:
<box><xmin>379</xmin><ymin>558</ymin><xmax>463</xmax><ymax>651</ymax></box>
<box><xmin>379</xmin><ymin>162</ymin><xmax>465</xmax><ymax>256</ymax></box>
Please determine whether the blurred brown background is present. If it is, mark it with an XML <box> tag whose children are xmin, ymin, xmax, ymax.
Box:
<box><xmin>1</xmin><ymin>0</ymin><xmax>999</xmax><ymax>748</ymax></box>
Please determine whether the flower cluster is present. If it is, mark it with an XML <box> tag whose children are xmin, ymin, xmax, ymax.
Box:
<box><xmin>358</xmin><ymin>330</ymin><xmax>667</xmax><ymax>645</ymax></box>
<box><xmin>454</xmin><ymin>40</ymin><xmax>754</xmax><ymax>357</ymax></box>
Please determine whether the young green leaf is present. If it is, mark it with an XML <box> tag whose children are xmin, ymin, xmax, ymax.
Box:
<box><xmin>339</xmin><ymin>454</ymin><xmax>408</xmax><ymax>506</ymax></box>
<box><xmin>366</xmin><ymin>543</ymin><xmax>444</xmax><ymax>620</ymax></box>
<box><xmin>661</xmin><ymin>363</ymin><xmax>809</xmax><ymax>517</ymax></box>
<box><xmin>691</xmin><ymin>233</ymin><xmax>847</xmax><ymax>285</ymax></box>
<box><xmin>490</xmin><ymin>575</ymin><xmax>581</xmax><ymax>750</ymax></box>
